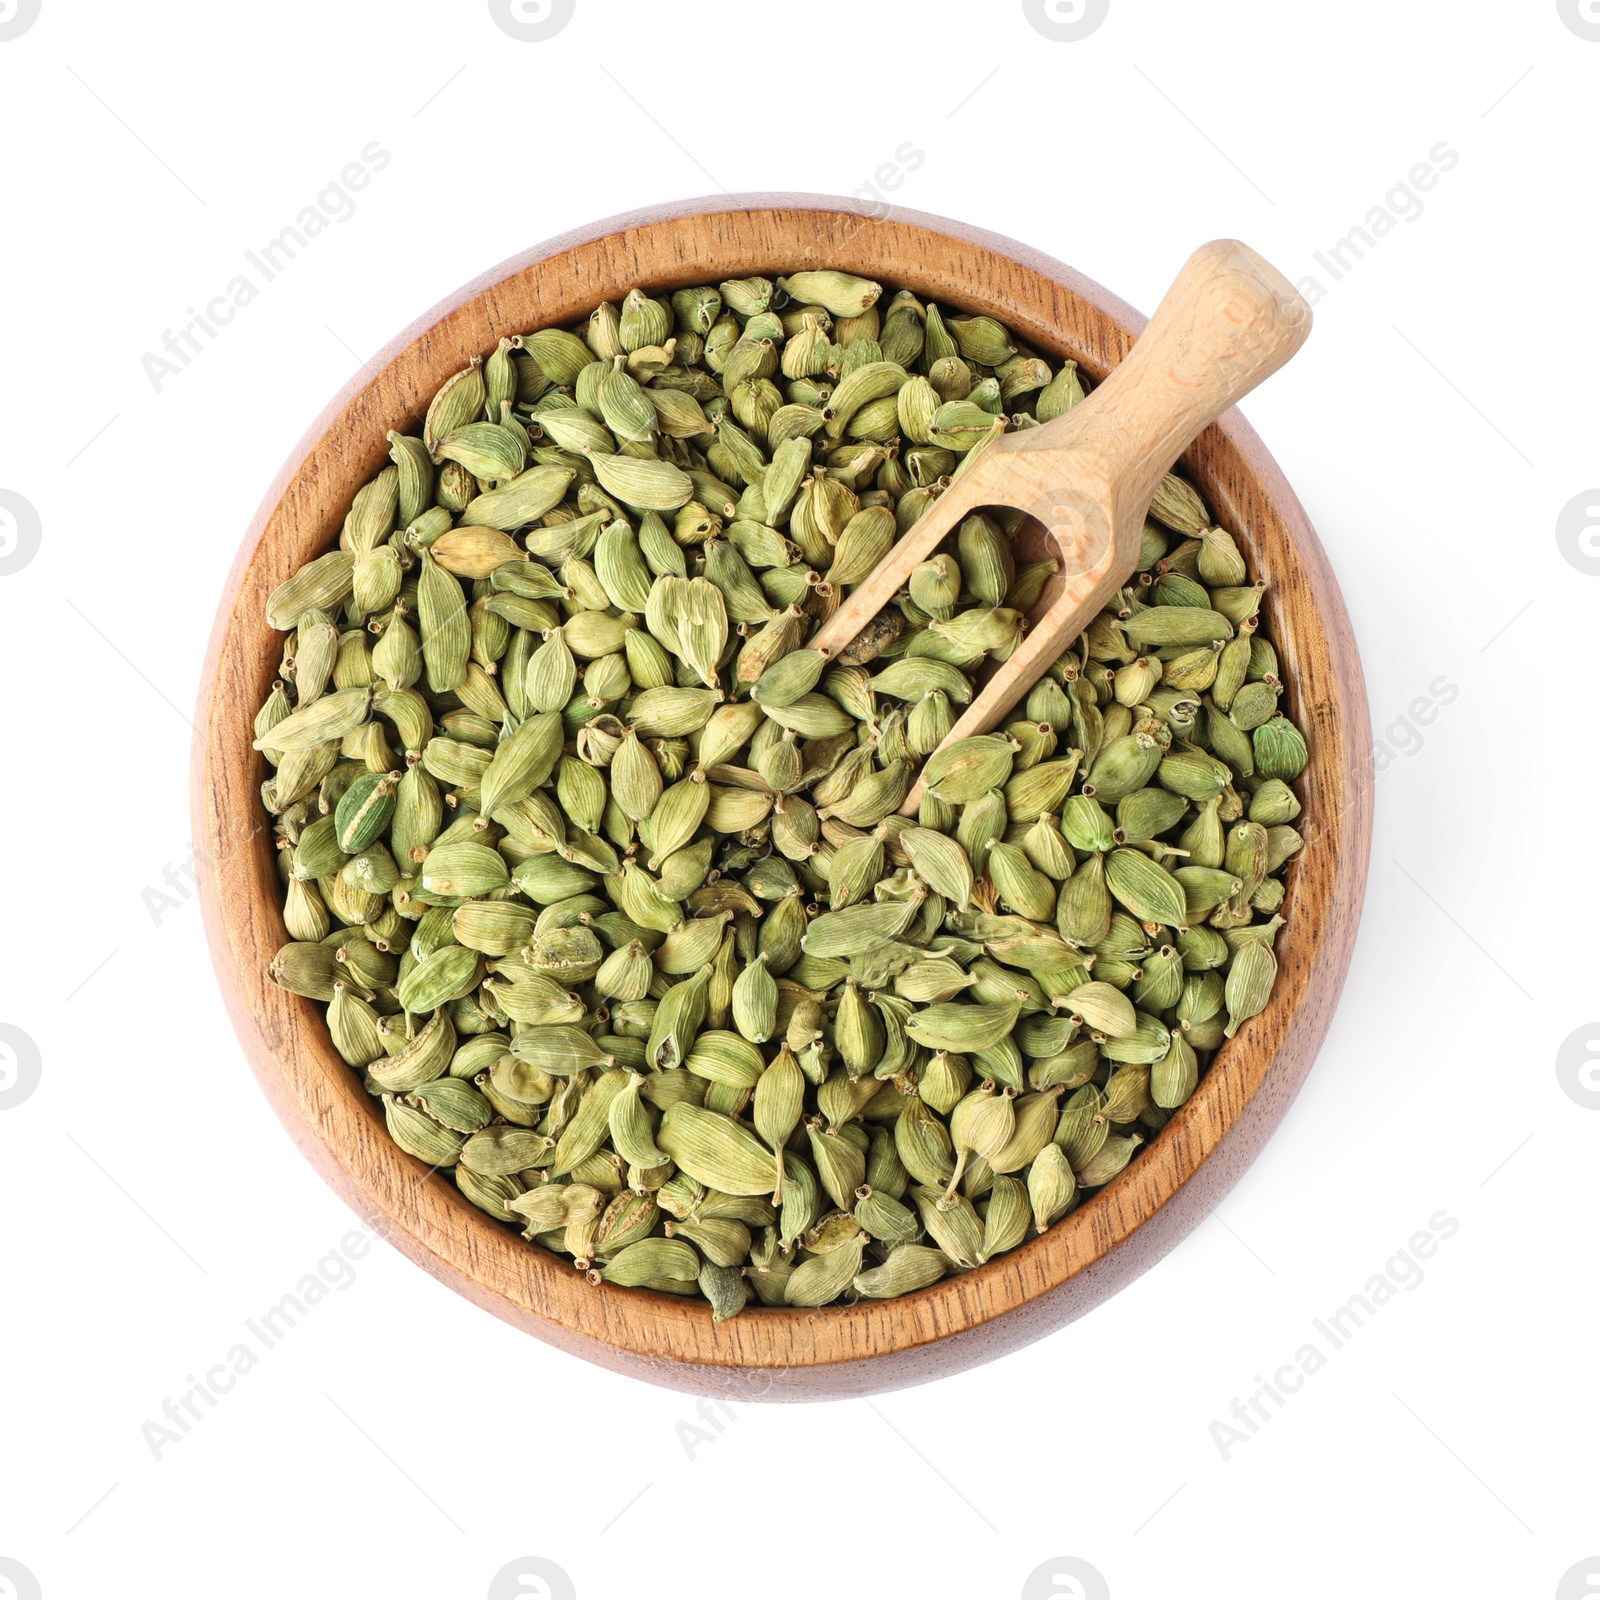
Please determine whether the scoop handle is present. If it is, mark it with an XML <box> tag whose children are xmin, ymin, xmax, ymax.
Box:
<box><xmin>894</xmin><ymin>242</ymin><xmax>1310</xmax><ymax>816</ymax></box>
<box><xmin>1013</xmin><ymin>238</ymin><xmax>1310</xmax><ymax>520</ymax></box>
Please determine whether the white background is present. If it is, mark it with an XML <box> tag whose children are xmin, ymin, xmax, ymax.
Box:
<box><xmin>0</xmin><ymin>2</ymin><xmax>1594</xmax><ymax>1597</ymax></box>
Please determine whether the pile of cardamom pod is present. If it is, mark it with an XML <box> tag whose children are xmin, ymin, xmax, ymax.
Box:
<box><xmin>255</xmin><ymin>268</ymin><xmax>1307</xmax><ymax>1319</ymax></box>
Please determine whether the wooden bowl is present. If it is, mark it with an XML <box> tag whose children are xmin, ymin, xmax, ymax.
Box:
<box><xmin>194</xmin><ymin>196</ymin><xmax>1372</xmax><ymax>1399</ymax></box>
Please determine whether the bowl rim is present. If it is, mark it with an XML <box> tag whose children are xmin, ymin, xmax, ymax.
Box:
<box><xmin>194</xmin><ymin>193</ymin><xmax>1372</xmax><ymax>1399</ymax></box>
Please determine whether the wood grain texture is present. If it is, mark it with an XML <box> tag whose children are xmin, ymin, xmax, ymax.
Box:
<box><xmin>193</xmin><ymin>196</ymin><xmax>1372</xmax><ymax>1399</ymax></box>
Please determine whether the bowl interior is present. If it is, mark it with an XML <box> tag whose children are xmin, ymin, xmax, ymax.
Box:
<box><xmin>195</xmin><ymin>196</ymin><xmax>1371</xmax><ymax>1399</ymax></box>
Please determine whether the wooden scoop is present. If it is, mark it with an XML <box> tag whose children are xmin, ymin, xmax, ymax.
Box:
<box><xmin>807</xmin><ymin>238</ymin><xmax>1312</xmax><ymax>815</ymax></box>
